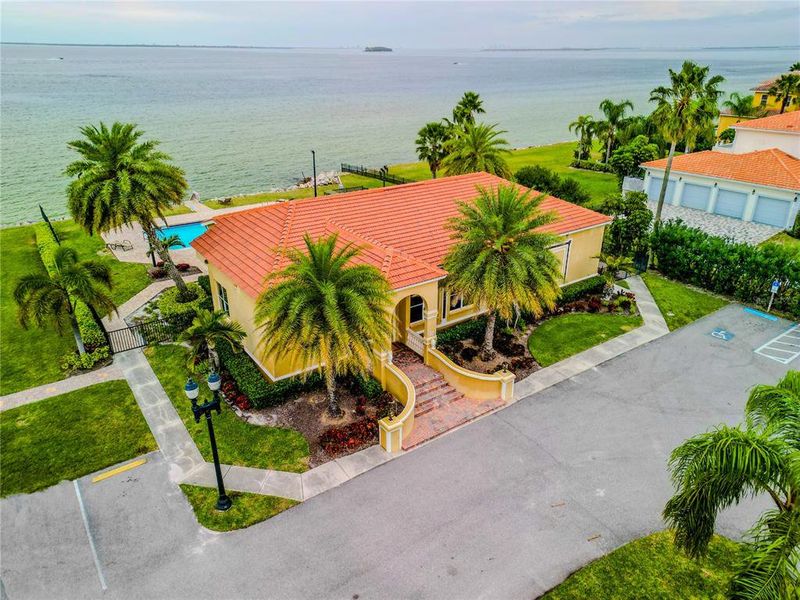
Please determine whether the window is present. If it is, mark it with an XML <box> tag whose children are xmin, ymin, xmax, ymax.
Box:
<box><xmin>449</xmin><ymin>293</ymin><xmax>464</xmax><ymax>312</ymax></box>
<box><xmin>217</xmin><ymin>283</ymin><xmax>230</xmax><ymax>314</ymax></box>
<box><xmin>760</xmin><ymin>94</ymin><xmax>768</xmax><ymax>106</ymax></box>
<box><xmin>409</xmin><ymin>295</ymin><xmax>424</xmax><ymax>323</ymax></box>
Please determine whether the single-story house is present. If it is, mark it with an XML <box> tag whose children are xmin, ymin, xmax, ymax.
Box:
<box><xmin>641</xmin><ymin>112</ymin><xmax>800</xmax><ymax>230</ymax></box>
<box><xmin>192</xmin><ymin>172</ymin><xmax>610</xmax><ymax>382</ymax></box>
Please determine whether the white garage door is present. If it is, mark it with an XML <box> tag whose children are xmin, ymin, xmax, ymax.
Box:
<box><xmin>752</xmin><ymin>196</ymin><xmax>791</xmax><ymax>228</ymax></box>
<box><xmin>714</xmin><ymin>189</ymin><xmax>748</xmax><ymax>219</ymax></box>
<box><xmin>681</xmin><ymin>183</ymin><xmax>710</xmax><ymax>211</ymax></box>
<box><xmin>647</xmin><ymin>176</ymin><xmax>675</xmax><ymax>204</ymax></box>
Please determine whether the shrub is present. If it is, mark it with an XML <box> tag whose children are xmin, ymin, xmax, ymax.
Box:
<box><xmin>176</xmin><ymin>263</ymin><xmax>190</xmax><ymax>272</ymax></box>
<box><xmin>348</xmin><ymin>373</ymin><xmax>383</xmax><ymax>400</ymax></box>
<box><xmin>558</xmin><ymin>275</ymin><xmax>605</xmax><ymax>305</ymax></box>
<box><xmin>437</xmin><ymin>316</ymin><xmax>488</xmax><ymax>345</ymax></box>
<box><xmin>318</xmin><ymin>418</ymin><xmax>378</xmax><ymax>456</ymax></box>
<box><xmin>570</xmin><ymin>159</ymin><xmax>614</xmax><ymax>173</ymax></box>
<box><xmin>148</xmin><ymin>267</ymin><xmax>167</xmax><ymax>279</ymax></box>
<box><xmin>156</xmin><ymin>261</ymin><xmax>165</xmax><ymax>268</ymax></box>
<box><xmin>460</xmin><ymin>346</ymin><xmax>478</xmax><ymax>361</ymax></box>
<box><xmin>34</xmin><ymin>224</ymin><xmax>108</xmax><ymax>352</ymax></box>
<box><xmin>197</xmin><ymin>275</ymin><xmax>211</xmax><ymax>295</ymax></box>
<box><xmin>601</xmin><ymin>191</ymin><xmax>653</xmax><ymax>256</ymax></box>
<box><xmin>61</xmin><ymin>346</ymin><xmax>110</xmax><ymax>374</ymax></box>
<box><xmin>557</xmin><ymin>178</ymin><xmax>591</xmax><ymax>205</ymax></box>
<box><xmin>608</xmin><ymin>135</ymin><xmax>660</xmax><ymax>184</ymax></box>
<box><xmin>217</xmin><ymin>343</ymin><xmax>324</xmax><ymax>409</ymax></box>
<box><xmin>587</xmin><ymin>297</ymin><xmax>602</xmax><ymax>313</ymax></box>
<box><xmin>515</xmin><ymin>165</ymin><xmax>591</xmax><ymax>205</ymax></box>
<box><xmin>157</xmin><ymin>283</ymin><xmax>206</xmax><ymax>331</ymax></box>
<box><xmin>652</xmin><ymin>221</ymin><xmax>800</xmax><ymax>315</ymax></box>
<box><xmin>791</xmin><ymin>212</ymin><xmax>800</xmax><ymax>238</ymax></box>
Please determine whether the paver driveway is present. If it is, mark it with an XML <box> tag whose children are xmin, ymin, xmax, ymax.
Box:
<box><xmin>1</xmin><ymin>304</ymin><xmax>794</xmax><ymax>599</ymax></box>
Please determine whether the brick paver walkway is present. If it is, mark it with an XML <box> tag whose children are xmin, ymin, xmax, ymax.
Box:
<box><xmin>647</xmin><ymin>201</ymin><xmax>780</xmax><ymax>245</ymax></box>
<box><xmin>392</xmin><ymin>344</ymin><xmax>505</xmax><ymax>449</ymax></box>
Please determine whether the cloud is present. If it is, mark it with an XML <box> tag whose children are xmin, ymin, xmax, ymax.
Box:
<box><xmin>3</xmin><ymin>1</ymin><xmax>231</xmax><ymax>24</ymax></box>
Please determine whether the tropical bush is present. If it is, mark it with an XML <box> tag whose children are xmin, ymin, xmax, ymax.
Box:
<box><xmin>34</xmin><ymin>224</ymin><xmax>107</xmax><ymax>349</ymax></box>
<box><xmin>601</xmin><ymin>191</ymin><xmax>653</xmax><ymax>256</ymax></box>
<box><xmin>197</xmin><ymin>275</ymin><xmax>211</xmax><ymax>295</ymax></box>
<box><xmin>570</xmin><ymin>159</ymin><xmax>614</xmax><ymax>173</ymax></box>
<box><xmin>514</xmin><ymin>165</ymin><xmax>591</xmax><ymax>205</ymax></box>
<box><xmin>157</xmin><ymin>283</ymin><xmax>207</xmax><ymax>331</ymax></box>
<box><xmin>608</xmin><ymin>135</ymin><xmax>660</xmax><ymax>184</ymax></box>
<box><xmin>718</xmin><ymin>128</ymin><xmax>735</xmax><ymax>144</ymax></box>
<box><xmin>791</xmin><ymin>213</ymin><xmax>800</xmax><ymax>239</ymax></box>
<box><xmin>61</xmin><ymin>346</ymin><xmax>110</xmax><ymax>374</ymax></box>
<box><xmin>652</xmin><ymin>221</ymin><xmax>800</xmax><ymax>315</ymax></box>
<box><xmin>318</xmin><ymin>418</ymin><xmax>378</xmax><ymax>457</ymax></box>
<box><xmin>557</xmin><ymin>275</ymin><xmax>605</xmax><ymax>305</ymax></box>
<box><xmin>437</xmin><ymin>316</ymin><xmax>488</xmax><ymax>345</ymax></box>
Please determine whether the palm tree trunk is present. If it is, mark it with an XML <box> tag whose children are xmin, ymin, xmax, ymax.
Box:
<box><xmin>649</xmin><ymin>140</ymin><xmax>677</xmax><ymax>268</ymax></box>
<box><xmin>781</xmin><ymin>96</ymin><xmax>789</xmax><ymax>114</ymax></box>
<box><xmin>71</xmin><ymin>318</ymin><xmax>87</xmax><ymax>355</ymax></box>
<box><xmin>325</xmin><ymin>368</ymin><xmax>343</xmax><ymax>418</ymax></box>
<box><xmin>210</xmin><ymin>346</ymin><xmax>220</xmax><ymax>372</ymax></box>
<box><xmin>480</xmin><ymin>312</ymin><xmax>496</xmax><ymax>361</ymax></box>
<box><xmin>142</xmin><ymin>223</ymin><xmax>189</xmax><ymax>297</ymax></box>
<box><xmin>605</xmin><ymin>130</ymin><xmax>613</xmax><ymax>163</ymax></box>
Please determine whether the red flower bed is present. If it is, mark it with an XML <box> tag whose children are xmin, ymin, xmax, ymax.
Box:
<box><xmin>220</xmin><ymin>371</ymin><xmax>252</xmax><ymax>410</ymax></box>
<box><xmin>318</xmin><ymin>418</ymin><xmax>378</xmax><ymax>456</ymax></box>
<box><xmin>176</xmin><ymin>263</ymin><xmax>191</xmax><ymax>272</ymax></box>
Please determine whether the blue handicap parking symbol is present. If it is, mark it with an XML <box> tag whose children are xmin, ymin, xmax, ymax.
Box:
<box><xmin>710</xmin><ymin>327</ymin><xmax>734</xmax><ymax>341</ymax></box>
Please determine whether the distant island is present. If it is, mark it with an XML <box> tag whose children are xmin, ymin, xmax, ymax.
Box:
<box><xmin>365</xmin><ymin>46</ymin><xmax>392</xmax><ymax>52</ymax></box>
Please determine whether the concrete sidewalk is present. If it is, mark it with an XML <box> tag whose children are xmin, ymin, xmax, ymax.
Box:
<box><xmin>102</xmin><ymin>273</ymin><xmax>201</xmax><ymax>331</ymax></box>
<box><xmin>514</xmin><ymin>275</ymin><xmax>669</xmax><ymax>400</ymax></box>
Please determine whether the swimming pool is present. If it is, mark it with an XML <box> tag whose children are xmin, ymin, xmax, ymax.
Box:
<box><xmin>156</xmin><ymin>222</ymin><xmax>208</xmax><ymax>249</ymax></box>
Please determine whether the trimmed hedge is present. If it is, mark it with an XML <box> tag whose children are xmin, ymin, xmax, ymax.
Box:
<box><xmin>558</xmin><ymin>275</ymin><xmax>606</xmax><ymax>305</ymax></box>
<box><xmin>652</xmin><ymin>221</ymin><xmax>799</xmax><ymax>316</ymax></box>
<box><xmin>437</xmin><ymin>316</ymin><xmax>488</xmax><ymax>345</ymax></box>
<box><xmin>570</xmin><ymin>159</ymin><xmax>614</xmax><ymax>173</ymax></box>
<box><xmin>197</xmin><ymin>274</ymin><xmax>211</xmax><ymax>296</ymax></box>
<box><xmin>157</xmin><ymin>283</ymin><xmax>207</xmax><ymax>331</ymax></box>
<box><xmin>34</xmin><ymin>224</ymin><xmax>107</xmax><ymax>350</ymax></box>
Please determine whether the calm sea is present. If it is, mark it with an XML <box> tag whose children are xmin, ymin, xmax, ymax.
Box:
<box><xmin>1</xmin><ymin>44</ymin><xmax>796</xmax><ymax>225</ymax></box>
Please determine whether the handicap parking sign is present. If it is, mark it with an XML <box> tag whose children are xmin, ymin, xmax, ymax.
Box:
<box><xmin>711</xmin><ymin>327</ymin><xmax>734</xmax><ymax>341</ymax></box>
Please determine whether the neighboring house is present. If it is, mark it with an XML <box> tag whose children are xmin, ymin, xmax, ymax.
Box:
<box><xmin>192</xmin><ymin>172</ymin><xmax>610</xmax><ymax>383</ymax></box>
<box><xmin>717</xmin><ymin>71</ymin><xmax>800</xmax><ymax>135</ymax></box>
<box><xmin>642</xmin><ymin>111</ymin><xmax>800</xmax><ymax>230</ymax></box>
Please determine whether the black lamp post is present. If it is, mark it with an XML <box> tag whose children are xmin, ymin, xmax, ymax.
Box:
<box><xmin>311</xmin><ymin>150</ymin><xmax>318</xmax><ymax>198</ymax></box>
<box><xmin>184</xmin><ymin>373</ymin><xmax>232</xmax><ymax>511</ymax></box>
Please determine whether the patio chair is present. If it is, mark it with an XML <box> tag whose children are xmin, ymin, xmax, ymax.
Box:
<box><xmin>106</xmin><ymin>240</ymin><xmax>133</xmax><ymax>252</ymax></box>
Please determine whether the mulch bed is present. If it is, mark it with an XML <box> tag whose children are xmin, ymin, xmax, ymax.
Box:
<box><xmin>242</xmin><ymin>388</ymin><xmax>396</xmax><ymax>468</ymax></box>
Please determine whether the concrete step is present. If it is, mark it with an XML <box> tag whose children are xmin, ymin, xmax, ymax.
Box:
<box><xmin>415</xmin><ymin>389</ymin><xmax>464</xmax><ymax>417</ymax></box>
<box><xmin>402</xmin><ymin>395</ymin><xmax>506</xmax><ymax>450</ymax></box>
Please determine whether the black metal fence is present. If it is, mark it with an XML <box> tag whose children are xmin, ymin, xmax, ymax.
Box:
<box><xmin>324</xmin><ymin>186</ymin><xmax>367</xmax><ymax>195</ymax></box>
<box><xmin>107</xmin><ymin>319</ymin><xmax>172</xmax><ymax>354</ymax></box>
<box><xmin>340</xmin><ymin>163</ymin><xmax>413</xmax><ymax>185</ymax></box>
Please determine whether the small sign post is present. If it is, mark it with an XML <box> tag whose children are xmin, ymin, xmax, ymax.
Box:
<box><xmin>767</xmin><ymin>279</ymin><xmax>780</xmax><ymax>313</ymax></box>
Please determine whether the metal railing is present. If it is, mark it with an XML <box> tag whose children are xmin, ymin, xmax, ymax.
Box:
<box><xmin>107</xmin><ymin>319</ymin><xmax>172</xmax><ymax>354</ymax></box>
<box><xmin>340</xmin><ymin>163</ymin><xmax>413</xmax><ymax>185</ymax></box>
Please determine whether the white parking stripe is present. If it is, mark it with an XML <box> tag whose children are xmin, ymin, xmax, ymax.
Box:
<box><xmin>755</xmin><ymin>324</ymin><xmax>800</xmax><ymax>365</ymax></box>
<box><xmin>73</xmin><ymin>480</ymin><xmax>108</xmax><ymax>591</ymax></box>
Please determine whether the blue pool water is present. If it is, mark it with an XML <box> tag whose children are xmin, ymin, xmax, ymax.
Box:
<box><xmin>156</xmin><ymin>222</ymin><xmax>208</xmax><ymax>249</ymax></box>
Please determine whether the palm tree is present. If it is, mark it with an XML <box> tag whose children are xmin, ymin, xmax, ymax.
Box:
<box><xmin>594</xmin><ymin>253</ymin><xmax>635</xmax><ymax>294</ymax></box>
<box><xmin>146</xmin><ymin>234</ymin><xmax>185</xmax><ymax>264</ymax></box>
<box><xmin>598</xmin><ymin>99</ymin><xmax>634</xmax><ymax>162</ymax></box>
<box><xmin>15</xmin><ymin>246</ymin><xmax>115</xmax><ymax>355</ymax></box>
<box><xmin>722</xmin><ymin>92</ymin><xmax>766</xmax><ymax>118</ymax></box>
<box><xmin>650</xmin><ymin>61</ymin><xmax>724</xmax><ymax>233</ymax></box>
<box><xmin>255</xmin><ymin>234</ymin><xmax>392</xmax><ymax>418</ymax></box>
<box><xmin>442</xmin><ymin>123</ymin><xmax>512</xmax><ymax>178</ymax></box>
<box><xmin>452</xmin><ymin>91</ymin><xmax>485</xmax><ymax>126</ymax></box>
<box><xmin>664</xmin><ymin>370</ymin><xmax>799</xmax><ymax>599</ymax></box>
<box><xmin>415</xmin><ymin>121</ymin><xmax>450</xmax><ymax>179</ymax></box>
<box><xmin>180</xmin><ymin>309</ymin><xmax>246</xmax><ymax>373</ymax></box>
<box><xmin>65</xmin><ymin>122</ymin><xmax>191</xmax><ymax>298</ymax></box>
<box><xmin>443</xmin><ymin>184</ymin><xmax>562</xmax><ymax>360</ymax></box>
<box><xmin>769</xmin><ymin>73</ymin><xmax>800</xmax><ymax>114</ymax></box>
<box><xmin>568</xmin><ymin>115</ymin><xmax>596</xmax><ymax>161</ymax></box>
<box><xmin>790</xmin><ymin>62</ymin><xmax>800</xmax><ymax>72</ymax></box>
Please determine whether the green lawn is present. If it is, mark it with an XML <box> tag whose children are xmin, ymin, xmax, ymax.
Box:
<box><xmin>528</xmin><ymin>312</ymin><xmax>643</xmax><ymax>367</ymax></box>
<box><xmin>53</xmin><ymin>220</ymin><xmax>151</xmax><ymax>308</ymax></box>
<box><xmin>0</xmin><ymin>381</ymin><xmax>157</xmax><ymax>497</ymax></box>
<box><xmin>180</xmin><ymin>484</ymin><xmax>297</xmax><ymax>531</ymax></box>
<box><xmin>540</xmin><ymin>531</ymin><xmax>740</xmax><ymax>600</ymax></box>
<box><xmin>762</xmin><ymin>231</ymin><xmax>800</xmax><ymax>251</ymax></box>
<box><xmin>389</xmin><ymin>141</ymin><xmax>618</xmax><ymax>208</ymax></box>
<box><xmin>204</xmin><ymin>174</ymin><xmax>381</xmax><ymax>209</ymax></box>
<box><xmin>642</xmin><ymin>272</ymin><xmax>728</xmax><ymax>331</ymax></box>
<box><xmin>144</xmin><ymin>344</ymin><xmax>309</xmax><ymax>472</ymax></box>
<box><xmin>0</xmin><ymin>225</ymin><xmax>78</xmax><ymax>395</ymax></box>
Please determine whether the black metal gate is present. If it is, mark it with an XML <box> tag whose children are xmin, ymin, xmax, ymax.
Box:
<box><xmin>107</xmin><ymin>319</ymin><xmax>172</xmax><ymax>354</ymax></box>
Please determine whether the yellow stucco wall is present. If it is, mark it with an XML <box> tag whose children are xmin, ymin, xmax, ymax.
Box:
<box><xmin>717</xmin><ymin>113</ymin><xmax>754</xmax><ymax>136</ymax></box>
<box><xmin>203</xmin><ymin>223</ymin><xmax>605</xmax><ymax>381</ymax></box>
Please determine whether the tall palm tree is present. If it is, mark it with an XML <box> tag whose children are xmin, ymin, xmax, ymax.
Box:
<box><xmin>442</xmin><ymin>123</ymin><xmax>512</xmax><ymax>178</ymax></box>
<box><xmin>180</xmin><ymin>309</ymin><xmax>246</xmax><ymax>372</ymax></box>
<box><xmin>443</xmin><ymin>184</ymin><xmax>562</xmax><ymax>360</ymax></box>
<box><xmin>722</xmin><ymin>92</ymin><xmax>766</xmax><ymax>118</ymax></box>
<box><xmin>255</xmin><ymin>234</ymin><xmax>393</xmax><ymax>418</ymax></box>
<box><xmin>415</xmin><ymin>121</ymin><xmax>450</xmax><ymax>179</ymax></box>
<box><xmin>452</xmin><ymin>91</ymin><xmax>485</xmax><ymax>125</ymax></box>
<box><xmin>769</xmin><ymin>73</ymin><xmax>800</xmax><ymax>114</ymax></box>
<box><xmin>664</xmin><ymin>370</ymin><xmax>799</xmax><ymax>599</ymax></box>
<box><xmin>568</xmin><ymin>115</ymin><xmax>596</xmax><ymax>161</ymax></box>
<box><xmin>649</xmin><ymin>61</ymin><xmax>724</xmax><ymax>234</ymax></box>
<box><xmin>790</xmin><ymin>62</ymin><xmax>800</xmax><ymax>72</ymax></box>
<box><xmin>65</xmin><ymin>122</ymin><xmax>190</xmax><ymax>298</ymax></box>
<box><xmin>598</xmin><ymin>98</ymin><xmax>634</xmax><ymax>162</ymax></box>
<box><xmin>15</xmin><ymin>246</ymin><xmax>115</xmax><ymax>355</ymax></box>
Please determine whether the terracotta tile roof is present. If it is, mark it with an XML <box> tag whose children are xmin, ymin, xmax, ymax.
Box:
<box><xmin>751</xmin><ymin>72</ymin><xmax>800</xmax><ymax>92</ymax></box>
<box><xmin>732</xmin><ymin>110</ymin><xmax>800</xmax><ymax>132</ymax></box>
<box><xmin>642</xmin><ymin>148</ymin><xmax>800</xmax><ymax>191</ymax></box>
<box><xmin>192</xmin><ymin>172</ymin><xmax>611</xmax><ymax>298</ymax></box>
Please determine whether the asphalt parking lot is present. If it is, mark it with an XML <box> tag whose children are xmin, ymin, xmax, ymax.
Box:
<box><xmin>0</xmin><ymin>304</ymin><xmax>795</xmax><ymax>599</ymax></box>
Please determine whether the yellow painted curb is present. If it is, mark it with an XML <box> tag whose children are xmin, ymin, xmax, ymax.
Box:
<box><xmin>92</xmin><ymin>458</ymin><xmax>147</xmax><ymax>483</ymax></box>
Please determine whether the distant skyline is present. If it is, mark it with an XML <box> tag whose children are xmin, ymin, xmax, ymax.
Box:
<box><xmin>2</xmin><ymin>1</ymin><xmax>798</xmax><ymax>50</ymax></box>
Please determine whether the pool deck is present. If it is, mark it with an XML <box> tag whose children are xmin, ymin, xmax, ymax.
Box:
<box><xmin>101</xmin><ymin>199</ymin><xmax>280</xmax><ymax>267</ymax></box>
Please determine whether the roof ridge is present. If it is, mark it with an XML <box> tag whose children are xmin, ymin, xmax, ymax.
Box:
<box><xmin>272</xmin><ymin>201</ymin><xmax>295</xmax><ymax>272</ymax></box>
<box><xmin>767</xmin><ymin>148</ymin><xmax>800</xmax><ymax>185</ymax></box>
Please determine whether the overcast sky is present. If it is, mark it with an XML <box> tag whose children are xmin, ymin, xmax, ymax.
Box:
<box><xmin>2</xmin><ymin>1</ymin><xmax>798</xmax><ymax>49</ymax></box>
